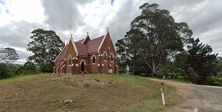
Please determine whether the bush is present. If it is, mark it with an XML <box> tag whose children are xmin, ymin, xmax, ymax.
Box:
<box><xmin>0</xmin><ymin>64</ymin><xmax>13</xmax><ymax>79</ymax></box>
<box><xmin>187</xmin><ymin>67</ymin><xmax>198</xmax><ymax>83</ymax></box>
<box><xmin>214</xmin><ymin>81</ymin><xmax>221</xmax><ymax>86</ymax></box>
<box><xmin>157</xmin><ymin>64</ymin><xmax>188</xmax><ymax>81</ymax></box>
<box><xmin>216</xmin><ymin>72</ymin><xmax>222</xmax><ymax>78</ymax></box>
<box><xmin>41</xmin><ymin>64</ymin><xmax>53</xmax><ymax>73</ymax></box>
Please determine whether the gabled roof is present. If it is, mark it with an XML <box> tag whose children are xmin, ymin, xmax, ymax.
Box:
<box><xmin>76</xmin><ymin>39</ymin><xmax>84</xmax><ymax>43</ymax></box>
<box><xmin>86</xmin><ymin>35</ymin><xmax>104</xmax><ymax>54</ymax></box>
<box><xmin>55</xmin><ymin>29</ymin><xmax>111</xmax><ymax>62</ymax></box>
<box><xmin>75</xmin><ymin>42</ymin><xmax>88</xmax><ymax>56</ymax></box>
<box><xmin>55</xmin><ymin>45</ymin><xmax>68</xmax><ymax>62</ymax></box>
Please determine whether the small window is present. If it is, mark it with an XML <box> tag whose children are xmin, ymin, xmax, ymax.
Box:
<box><xmin>93</xmin><ymin>56</ymin><xmax>95</xmax><ymax>63</ymax></box>
<box><xmin>104</xmin><ymin>52</ymin><xmax>106</xmax><ymax>60</ymax></box>
<box><xmin>111</xmin><ymin>55</ymin><xmax>113</xmax><ymax>61</ymax></box>
<box><xmin>69</xmin><ymin>55</ymin><xmax>71</xmax><ymax>65</ymax></box>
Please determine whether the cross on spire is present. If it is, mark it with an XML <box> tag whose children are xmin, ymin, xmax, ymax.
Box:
<box><xmin>71</xmin><ymin>34</ymin><xmax>72</xmax><ymax>37</ymax></box>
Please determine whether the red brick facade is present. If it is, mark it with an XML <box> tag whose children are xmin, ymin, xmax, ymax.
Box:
<box><xmin>53</xmin><ymin>29</ymin><xmax>118</xmax><ymax>74</ymax></box>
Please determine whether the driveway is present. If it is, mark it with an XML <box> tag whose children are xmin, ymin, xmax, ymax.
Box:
<box><xmin>148</xmin><ymin>78</ymin><xmax>222</xmax><ymax>112</ymax></box>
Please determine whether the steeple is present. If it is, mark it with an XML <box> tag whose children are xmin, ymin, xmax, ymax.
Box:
<box><xmin>62</xmin><ymin>41</ymin><xmax>65</xmax><ymax>49</ymax></box>
<box><xmin>82</xmin><ymin>32</ymin><xmax>90</xmax><ymax>44</ymax></box>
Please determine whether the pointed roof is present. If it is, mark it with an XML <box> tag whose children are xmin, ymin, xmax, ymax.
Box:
<box><xmin>76</xmin><ymin>39</ymin><xmax>84</xmax><ymax>43</ymax></box>
<box><xmin>55</xmin><ymin>28</ymin><xmax>111</xmax><ymax>61</ymax></box>
<box><xmin>87</xmin><ymin>35</ymin><xmax>104</xmax><ymax>54</ymax></box>
<box><xmin>75</xmin><ymin>42</ymin><xmax>88</xmax><ymax>56</ymax></box>
<box><xmin>55</xmin><ymin>45</ymin><xmax>68</xmax><ymax>62</ymax></box>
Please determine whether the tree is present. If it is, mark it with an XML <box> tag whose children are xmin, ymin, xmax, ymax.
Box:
<box><xmin>24</xmin><ymin>61</ymin><xmax>36</xmax><ymax>74</ymax></box>
<box><xmin>127</xmin><ymin>3</ymin><xmax>193</xmax><ymax>73</ymax></box>
<box><xmin>0</xmin><ymin>47</ymin><xmax>19</xmax><ymax>63</ymax></box>
<box><xmin>174</xmin><ymin>51</ymin><xmax>189</xmax><ymax>70</ymax></box>
<box><xmin>0</xmin><ymin>63</ymin><xmax>13</xmax><ymax>79</ymax></box>
<box><xmin>27</xmin><ymin>29</ymin><xmax>63</xmax><ymax>66</ymax></box>
<box><xmin>115</xmin><ymin>29</ymin><xmax>150</xmax><ymax>74</ymax></box>
<box><xmin>187</xmin><ymin>38</ymin><xmax>218</xmax><ymax>84</ymax></box>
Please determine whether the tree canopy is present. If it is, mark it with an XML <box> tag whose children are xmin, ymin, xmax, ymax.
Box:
<box><xmin>116</xmin><ymin>3</ymin><xmax>193</xmax><ymax>73</ymax></box>
<box><xmin>27</xmin><ymin>29</ymin><xmax>63</xmax><ymax>66</ymax></box>
<box><xmin>0</xmin><ymin>47</ymin><xmax>19</xmax><ymax>63</ymax></box>
<box><xmin>187</xmin><ymin>38</ymin><xmax>218</xmax><ymax>84</ymax></box>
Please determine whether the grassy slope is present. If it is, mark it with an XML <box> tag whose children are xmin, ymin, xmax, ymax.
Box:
<box><xmin>0</xmin><ymin>74</ymin><xmax>182</xmax><ymax>112</ymax></box>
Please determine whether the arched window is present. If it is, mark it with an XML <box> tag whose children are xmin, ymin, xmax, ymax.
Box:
<box><xmin>104</xmin><ymin>52</ymin><xmax>107</xmax><ymax>60</ymax></box>
<box><xmin>111</xmin><ymin>54</ymin><xmax>113</xmax><ymax>61</ymax></box>
<box><xmin>93</xmin><ymin>56</ymin><xmax>95</xmax><ymax>63</ymax></box>
<box><xmin>69</xmin><ymin>55</ymin><xmax>71</xmax><ymax>65</ymax></box>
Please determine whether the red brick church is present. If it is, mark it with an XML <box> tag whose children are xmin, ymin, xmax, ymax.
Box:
<box><xmin>53</xmin><ymin>28</ymin><xmax>118</xmax><ymax>74</ymax></box>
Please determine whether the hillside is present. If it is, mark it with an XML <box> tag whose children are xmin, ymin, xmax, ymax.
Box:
<box><xmin>0</xmin><ymin>74</ymin><xmax>182</xmax><ymax>112</ymax></box>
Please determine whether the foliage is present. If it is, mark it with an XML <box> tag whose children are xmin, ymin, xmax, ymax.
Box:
<box><xmin>187</xmin><ymin>38</ymin><xmax>218</xmax><ymax>84</ymax></box>
<box><xmin>115</xmin><ymin>3</ymin><xmax>193</xmax><ymax>74</ymax></box>
<box><xmin>186</xmin><ymin>67</ymin><xmax>198</xmax><ymax>83</ymax></box>
<box><xmin>157</xmin><ymin>64</ymin><xmax>188</xmax><ymax>81</ymax></box>
<box><xmin>212</xmin><ymin>56</ymin><xmax>222</xmax><ymax>76</ymax></box>
<box><xmin>0</xmin><ymin>47</ymin><xmax>19</xmax><ymax>63</ymax></box>
<box><xmin>214</xmin><ymin>81</ymin><xmax>221</xmax><ymax>86</ymax></box>
<box><xmin>24</xmin><ymin>61</ymin><xmax>36</xmax><ymax>74</ymax></box>
<box><xmin>216</xmin><ymin>72</ymin><xmax>222</xmax><ymax>78</ymax></box>
<box><xmin>14</xmin><ymin>66</ymin><xmax>25</xmax><ymax>75</ymax></box>
<box><xmin>174</xmin><ymin>51</ymin><xmax>189</xmax><ymax>70</ymax></box>
<box><xmin>0</xmin><ymin>63</ymin><xmax>13</xmax><ymax>79</ymax></box>
<box><xmin>206</xmin><ymin>75</ymin><xmax>222</xmax><ymax>86</ymax></box>
<box><xmin>27</xmin><ymin>29</ymin><xmax>63</xmax><ymax>66</ymax></box>
<box><xmin>41</xmin><ymin>64</ymin><xmax>53</xmax><ymax>73</ymax></box>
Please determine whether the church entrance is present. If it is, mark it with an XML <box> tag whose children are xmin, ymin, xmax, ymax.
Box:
<box><xmin>81</xmin><ymin>61</ymin><xmax>84</xmax><ymax>71</ymax></box>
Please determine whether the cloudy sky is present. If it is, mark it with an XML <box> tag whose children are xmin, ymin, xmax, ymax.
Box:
<box><xmin>0</xmin><ymin>0</ymin><xmax>222</xmax><ymax>65</ymax></box>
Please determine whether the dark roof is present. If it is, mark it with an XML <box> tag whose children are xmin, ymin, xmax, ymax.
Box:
<box><xmin>55</xmin><ymin>45</ymin><xmax>68</xmax><ymax>62</ymax></box>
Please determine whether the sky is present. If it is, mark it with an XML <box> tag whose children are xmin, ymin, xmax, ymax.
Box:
<box><xmin>0</xmin><ymin>0</ymin><xmax>222</xmax><ymax>65</ymax></box>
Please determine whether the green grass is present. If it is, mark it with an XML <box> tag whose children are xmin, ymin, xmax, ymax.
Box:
<box><xmin>0</xmin><ymin>73</ymin><xmax>182</xmax><ymax>112</ymax></box>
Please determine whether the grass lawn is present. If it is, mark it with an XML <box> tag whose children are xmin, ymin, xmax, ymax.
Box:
<box><xmin>0</xmin><ymin>74</ymin><xmax>182</xmax><ymax>112</ymax></box>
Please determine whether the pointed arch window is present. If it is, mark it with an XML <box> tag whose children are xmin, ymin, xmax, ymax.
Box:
<box><xmin>93</xmin><ymin>56</ymin><xmax>95</xmax><ymax>63</ymax></box>
<box><xmin>69</xmin><ymin>55</ymin><xmax>71</xmax><ymax>65</ymax></box>
<box><xmin>111</xmin><ymin>54</ymin><xmax>113</xmax><ymax>61</ymax></box>
<box><xmin>104</xmin><ymin>52</ymin><xmax>107</xmax><ymax>61</ymax></box>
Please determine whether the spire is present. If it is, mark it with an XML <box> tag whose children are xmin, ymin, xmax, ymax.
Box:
<box><xmin>107</xmin><ymin>27</ymin><xmax>109</xmax><ymax>32</ymax></box>
<box><xmin>62</xmin><ymin>41</ymin><xmax>65</xmax><ymax>49</ymax></box>
<box><xmin>87</xmin><ymin>32</ymin><xmax>89</xmax><ymax>36</ymax></box>
<box><xmin>71</xmin><ymin>34</ymin><xmax>73</xmax><ymax>39</ymax></box>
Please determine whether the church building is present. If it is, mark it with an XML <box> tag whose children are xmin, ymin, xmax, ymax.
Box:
<box><xmin>53</xmin><ymin>28</ymin><xmax>118</xmax><ymax>74</ymax></box>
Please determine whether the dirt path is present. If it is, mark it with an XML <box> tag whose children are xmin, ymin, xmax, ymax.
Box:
<box><xmin>148</xmin><ymin>78</ymin><xmax>222</xmax><ymax>112</ymax></box>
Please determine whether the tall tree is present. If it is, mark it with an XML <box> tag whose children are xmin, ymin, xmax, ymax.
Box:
<box><xmin>187</xmin><ymin>38</ymin><xmax>218</xmax><ymax>84</ymax></box>
<box><xmin>0</xmin><ymin>47</ymin><xmax>19</xmax><ymax>63</ymax></box>
<box><xmin>27</xmin><ymin>29</ymin><xmax>63</xmax><ymax>66</ymax></box>
<box><xmin>128</xmin><ymin>3</ymin><xmax>193</xmax><ymax>72</ymax></box>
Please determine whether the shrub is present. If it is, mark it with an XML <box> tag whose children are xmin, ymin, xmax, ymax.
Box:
<box><xmin>41</xmin><ymin>64</ymin><xmax>53</xmax><ymax>73</ymax></box>
<box><xmin>83</xmin><ymin>83</ymin><xmax>90</xmax><ymax>88</ymax></box>
<box><xmin>0</xmin><ymin>64</ymin><xmax>13</xmax><ymax>79</ymax></box>
<box><xmin>216</xmin><ymin>72</ymin><xmax>222</xmax><ymax>78</ymax></box>
<box><xmin>214</xmin><ymin>81</ymin><xmax>221</xmax><ymax>86</ymax></box>
<box><xmin>157</xmin><ymin>64</ymin><xmax>188</xmax><ymax>81</ymax></box>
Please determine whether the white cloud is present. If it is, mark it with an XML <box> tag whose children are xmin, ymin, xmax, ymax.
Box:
<box><xmin>0</xmin><ymin>0</ymin><xmax>45</xmax><ymax>25</ymax></box>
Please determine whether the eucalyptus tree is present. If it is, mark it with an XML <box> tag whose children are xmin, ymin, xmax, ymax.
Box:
<box><xmin>27</xmin><ymin>29</ymin><xmax>63</xmax><ymax>66</ymax></box>
<box><xmin>0</xmin><ymin>47</ymin><xmax>19</xmax><ymax>63</ymax></box>
<box><xmin>129</xmin><ymin>3</ymin><xmax>193</xmax><ymax>72</ymax></box>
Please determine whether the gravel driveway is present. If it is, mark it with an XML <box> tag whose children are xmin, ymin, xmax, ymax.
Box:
<box><xmin>148</xmin><ymin>78</ymin><xmax>222</xmax><ymax>112</ymax></box>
